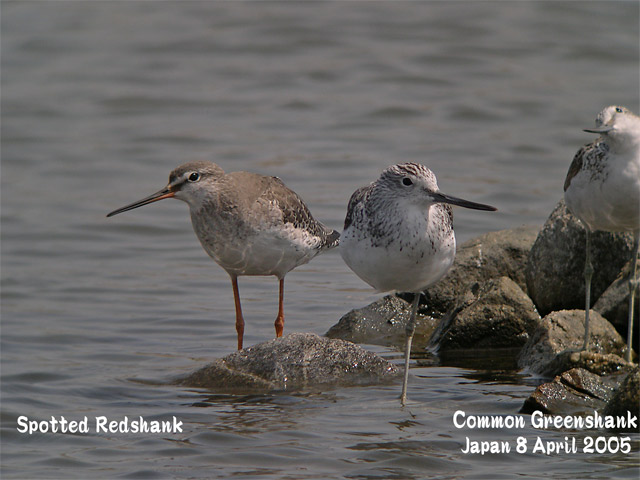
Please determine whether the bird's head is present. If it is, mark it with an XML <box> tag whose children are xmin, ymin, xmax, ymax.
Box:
<box><xmin>106</xmin><ymin>161</ymin><xmax>225</xmax><ymax>217</ymax></box>
<box><xmin>377</xmin><ymin>162</ymin><xmax>497</xmax><ymax>212</ymax></box>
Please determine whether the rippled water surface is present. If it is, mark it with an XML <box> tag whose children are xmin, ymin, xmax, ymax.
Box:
<box><xmin>2</xmin><ymin>2</ymin><xmax>639</xmax><ymax>478</ymax></box>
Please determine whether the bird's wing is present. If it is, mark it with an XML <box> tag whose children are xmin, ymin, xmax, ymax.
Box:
<box><xmin>255</xmin><ymin>176</ymin><xmax>338</xmax><ymax>244</ymax></box>
<box><xmin>343</xmin><ymin>185</ymin><xmax>370</xmax><ymax>230</ymax></box>
<box><xmin>564</xmin><ymin>141</ymin><xmax>607</xmax><ymax>192</ymax></box>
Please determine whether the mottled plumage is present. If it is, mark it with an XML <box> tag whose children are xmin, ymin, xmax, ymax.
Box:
<box><xmin>340</xmin><ymin>162</ymin><xmax>496</xmax><ymax>404</ymax></box>
<box><xmin>108</xmin><ymin>161</ymin><xmax>339</xmax><ymax>350</ymax></box>
<box><xmin>563</xmin><ymin>141</ymin><xmax>609</xmax><ymax>193</ymax></box>
<box><xmin>563</xmin><ymin>105</ymin><xmax>640</xmax><ymax>362</ymax></box>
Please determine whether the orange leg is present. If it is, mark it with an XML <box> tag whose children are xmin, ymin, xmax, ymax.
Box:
<box><xmin>231</xmin><ymin>276</ymin><xmax>245</xmax><ymax>350</ymax></box>
<box><xmin>274</xmin><ymin>278</ymin><xmax>285</xmax><ymax>338</ymax></box>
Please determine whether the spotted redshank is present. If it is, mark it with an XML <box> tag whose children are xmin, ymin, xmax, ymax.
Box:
<box><xmin>340</xmin><ymin>163</ymin><xmax>497</xmax><ymax>404</ymax></box>
<box><xmin>564</xmin><ymin>105</ymin><xmax>640</xmax><ymax>362</ymax></box>
<box><xmin>107</xmin><ymin>161</ymin><xmax>339</xmax><ymax>350</ymax></box>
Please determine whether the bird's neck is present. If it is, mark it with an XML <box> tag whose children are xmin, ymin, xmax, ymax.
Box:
<box><xmin>369</xmin><ymin>198</ymin><xmax>433</xmax><ymax>235</ymax></box>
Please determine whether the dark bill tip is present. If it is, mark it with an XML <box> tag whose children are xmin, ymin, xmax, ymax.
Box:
<box><xmin>431</xmin><ymin>192</ymin><xmax>497</xmax><ymax>212</ymax></box>
<box><xmin>583</xmin><ymin>127</ymin><xmax>612</xmax><ymax>134</ymax></box>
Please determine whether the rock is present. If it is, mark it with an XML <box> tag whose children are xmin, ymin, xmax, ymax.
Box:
<box><xmin>521</xmin><ymin>368</ymin><xmax>619</xmax><ymax>414</ymax></box>
<box><xmin>517</xmin><ymin>310</ymin><xmax>631</xmax><ymax>376</ymax></box>
<box><xmin>418</xmin><ymin>225</ymin><xmax>539</xmax><ymax>317</ymax></box>
<box><xmin>525</xmin><ymin>199</ymin><xmax>634</xmax><ymax>316</ymax></box>
<box><xmin>521</xmin><ymin>368</ymin><xmax>639</xmax><ymax>432</ymax></box>
<box><xmin>178</xmin><ymin>332</ymin><xmax>400</xmax><ymax>392</ymax></box>
<box><xmin>593</xmin><ymin>256</ymin><xmax>640</xmax><ymax>349</ymax></box>
<box><xmin>325</xmin><ymin>294</ymin><xmax>438</xmax><ymax>351</ymax></box>
<box><xmin>430</xmin><ymin>276</ymin><xmax>541</xmax><ymax>356</ymax></box>
<box><xmin>603</xmin><ymin>367</ymin><xmax>640</xmax><ymax>430</ymax></box>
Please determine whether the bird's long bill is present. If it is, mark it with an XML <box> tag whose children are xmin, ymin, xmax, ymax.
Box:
<box><xmin>106</xmin><ymin>187</ymin><xmax>175</xmax><ymax>217</ymax></box>
<box><xmin>431</xmin><ymin>192</ymin><xmax>497</xmax><ymax>211</ymax></box>
<box><xmin>583</xmin><ymin>126</ymin><xmax>612</xmax><ymax>134</ymax></box>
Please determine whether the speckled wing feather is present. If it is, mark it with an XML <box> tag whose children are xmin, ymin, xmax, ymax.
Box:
<box><xmin>343</xmin><ymin>185</ymin><xmax>371</xmax><ymax>230</ymax></box>
<box><xmin>564</xmin><ymin>141</ymin><xmax>609</xmax><ymax>192</ymax></box>
<box><xmin>261</xmin><ymin>176</ymin><xmax>340</xmax><ymax>249</ymax></box>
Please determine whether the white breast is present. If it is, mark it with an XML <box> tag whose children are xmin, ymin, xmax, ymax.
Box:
<box><xmin>340</xmin><ymin>204</ymin><xmax>456</xmax><ymax>293</ymax></box>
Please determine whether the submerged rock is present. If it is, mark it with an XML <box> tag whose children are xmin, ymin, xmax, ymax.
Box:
<box><xmin>525</xmin><ymin>199</ymin><xmax>634</xmax><ymax>316</ymax></box>
<box><xmin>522</xmin><ymin>367</ymin><xmax>639</xmax><ymax>432</ymax></box>
<box><xmin>178</xmin><ymin>332</ymin><xmax>400</xmax><ymax>392</ymax></box>
<box><xmin>517</xmin><ymin>310</ymin><xmax>631</xmax><ymax>377</ymax></box>
<box><xmin>603</xmin><ymin>367</ymin><xmax>640</xmax><ymax>426</ymax></box>
<box><xmin>521</xmin><ymin>368</ymin><xmax>619</xmax><ymax>415</ymax></box>
<box><xmin>420</xmin><ymin>225</ymin><xmax>539</xmax><ymax>317</ymax></box>
<box><xmin>325</xmin><ymin>294</ymin><xmax>437</xmax><ymax>351</ymax></box>
<box><xmin>430</xmin><ymin>276</ymin><xmax>541</xmax><ymax>355</ymax></box>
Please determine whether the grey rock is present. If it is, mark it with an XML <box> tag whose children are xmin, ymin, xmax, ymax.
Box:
<box><xmin>593</xmin><ymin>256</ymin><xmax>640</xmax><ymax>345</ymax></box>
<box><xmin>517</xmin><ymin>310</ymin><xmax>631</xmax><ymax>377</ymax></box>
<box><xmin>525</xmin><ymin>199</ymin><xmax>634</xmax><ymax>316</ymax></box>
<box><xmin>178</xmin><ymin>332</ymin><xmax>400</xmax><ymax>392</ymax></box>
<box><xmin>521</xmin><ymin>368</ymin><xmax>619</xmax><ymax>415</ymax></box>
<box><xmin>420</xmin><ymin>225</ymin><xmax>539</xmax><ymax>317</ymax></box>
<box><xmin>430</xmin><ymin>276</ymin><xmax>541</xmax><ymax>354</ymax></box>
<box><xmin>325</xmin><ymin>294</ymin><xmax>438</xmax><ymax>351</ymax></box>
<box><xmin>603</xmin><ymin>367</ymin><xmax>640</xmax><ymax>429</ymax></box>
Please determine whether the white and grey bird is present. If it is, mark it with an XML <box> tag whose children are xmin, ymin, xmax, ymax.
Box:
<box><xmin>107</xmin><ymin>161</ymin><xmax>339</xmax><ymax>350</ymax></box>
<box><xmin>564</xmin><ymin>105</ymin><xmax>640</xmax><ymax>362</ymax></box>
<box><xmin>340</xmin><ymin>163</ymin><xmax>497</xmax><ymax>405</ymax></box>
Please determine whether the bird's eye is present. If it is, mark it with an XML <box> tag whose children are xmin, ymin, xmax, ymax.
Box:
<box><xmin>188</xmin><ymin>172</ymin><xmax>200</xmax><ymax>182</ymax></box>
<box><xmin>402</xmin><ymin>177</ymin><xmax>413</xmax><ymax>186</ymax></box>
<box><xmin>615</xmin><ymin>107</ymin><xmax>623</xmax><ymax>113</ymax></box>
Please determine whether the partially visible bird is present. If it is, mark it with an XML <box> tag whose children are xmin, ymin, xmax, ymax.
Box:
<box><xmin>107</xmin><ymin>161</ymin><xmax>339</xmax><ymax>350</ymax></box>
<box><xmin>564</xmin><ymin>106</ymin><xmax>640</xmax><ymax>362</ymax></box>
<box><xmin>340</xmin><ymin>163</ymin><xmax>497</xmax><ymax>404</ymax></box>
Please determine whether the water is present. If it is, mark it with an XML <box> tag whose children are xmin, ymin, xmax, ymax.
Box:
<box><xmin>2</xmin><ymin>1</ymin><xmax>639</xmax><ymax>478</ymax></box>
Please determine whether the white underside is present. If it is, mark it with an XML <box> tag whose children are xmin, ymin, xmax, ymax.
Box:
<box><xmin>340</xmin><ymin>207</ymin><xmax>456</xmax><ymax>293</ymax></box>
<box><xmin>197</xmin><ymin>223</ymin><xmax>323</xmax><ymax>279</ymax></box>
<box><xmin>565</xmin><ymin>151</ymin><xmax>640</xmax><ymax>232</ymax></box>
<box><xmin>340</xmin><ymin>240</ymin><xmax>455</xmax><ymax>293</ymax></box>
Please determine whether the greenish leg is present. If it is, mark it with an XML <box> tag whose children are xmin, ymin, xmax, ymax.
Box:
<box><xmin>400</xmin><ymin>293</ymin><xmax>421</xmax><ymax>406</ymax></box>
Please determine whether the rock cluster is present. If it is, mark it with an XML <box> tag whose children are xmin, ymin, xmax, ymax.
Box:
<box><xmin>525</xmin><ymin>201</ymin><xmax>635</xmax><ymax>316</ymax></box>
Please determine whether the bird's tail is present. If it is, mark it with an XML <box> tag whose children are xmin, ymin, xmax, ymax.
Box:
<box><xmin>322</xmin><ymin>229</ymin><xmax>341</xmax><ymax>250</ymax></box>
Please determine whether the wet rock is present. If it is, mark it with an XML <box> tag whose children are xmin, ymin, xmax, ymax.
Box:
<box><xmin>325</xmin><ymin>294</ymin><xmax>438</xmax><ymax>351</ymax></box>
<box><xmin>525</xmin><ymin>199</ymin><xmax>634</xmax><ymax>316</ymax></box>
<box><xmin>593</xmin><ymin>256</ymin><xmax>640</xmax><ymax>348</ymax></box>
<box><xmin>521</xmin><ymin>368</ymin><xmax>639</xmax><ymax>432</ymax></box>
<box><xmin>419</xmin><ymin>225</ymin><xmax>539</xmax><ymax>317</ymax></box>
<box><xmin>178</xmin><ymin>333</ymin><xmax>400</xmax><ymax>392</ymax></box>
<box><xmin>603</xmin><ymin>367</ymin><xmax>640</xmax><ymax>429</ymax></box>
<box><xmin>521</xmin><ymin>368</ymin><xmax>619</xmax><ymax>414</ymax></box>
<box><xmin>517</xmin><ymin>310</ymin><xmax>631</xmax><ymax>377</ymax></box>
<box><xmin>430</xmin><ymin>276</ymin><xmax>541</xmax><ymax>355</ymax></box>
